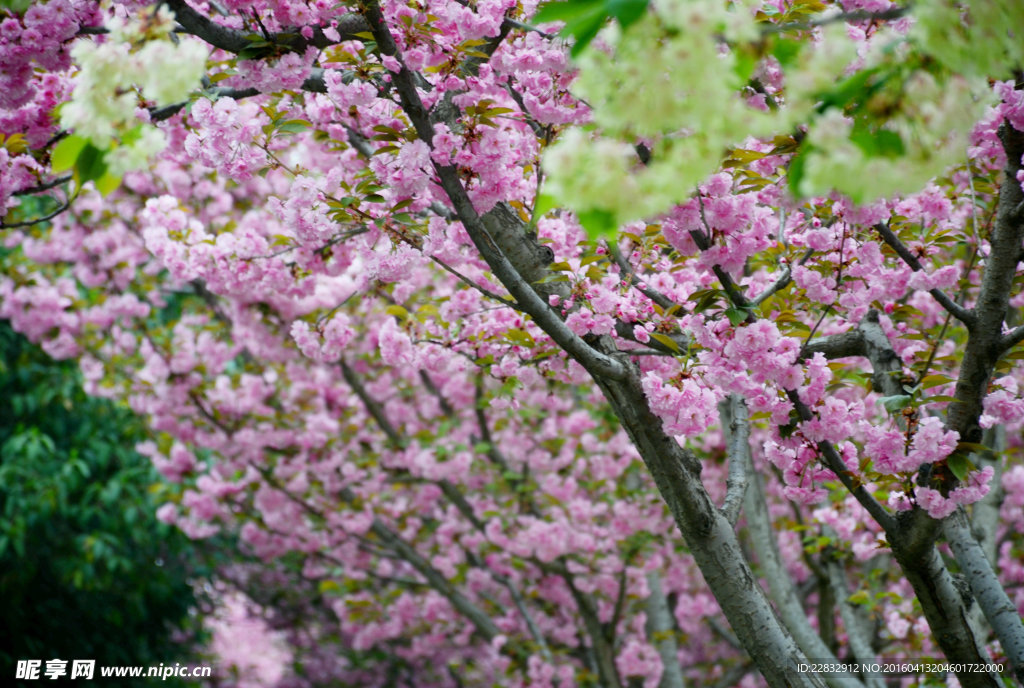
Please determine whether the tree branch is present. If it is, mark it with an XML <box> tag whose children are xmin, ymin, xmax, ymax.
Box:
<box><xmin>607</xmin><ymin>241</ymin><xmax>681</xmax><ymax>313</ymax></box>
<box><xmin>691</xmin><ymin>194</ymin><xmax>753</xmax><ymax>312</ymax></box>
<box><xmin>343</xmin><ymin>361</ymin><xmax>487</xmax><ymax>533</ymax></box>
<box><xmin>164</xmin><ymin>0</ymin><xmax>369</xmax><ymax>54</ymax></box>
<box><xmin>607</xmin><ymin>566</ymin><xmax>628</xmax><ymax>643</ymax></box>
<box><xmin>644</xmin><ymin>572</ymin><xmax>686</xmax><ymax>688</ymax></box>
<box><xmin>343</xmin><ymin>487</ymin><xmax>507</xmax><ymax>645</ymax></box>
<box><xmin>971</xmin><ymin>426</ymin><xmax>1006</xmax><ymax>565</ymax></box>
<box><xmin>945</xmin><ymin>508</ymin><xmax>1024</xmax><ymax>684</ymax></box>
<box><xmin>752</xmin><ymin>263</ymin><xmax>792</xmax><ymax>307</ymax></box>
<box><xmin>0</xmin><ymin>199</ymin><xmax>73</xmax><ymax>229</ymax></box>
<box><xmin>874</xmin><ymin>222</ymin><xmax>975</xmax><ymax>326</ymax></box>
<box><xmin>836</xmin><ymin>314</ymin><xmax>1002</xmax><ymax>687</ymax></box>
<box><xmin>825</xmin><ymin>557</ymin><xmax>884</xmax><ymax>688</ymax></box>
<box><xmin>999</xmin><ymin>323</ymin><xmax>1024</xmax><ymax>352</ymax></box>
<box><xmin>946</xmin><ymin>118</ymin><xmax>1024</xmax><ymax>446</ymax></box>
<box><xmin>430</xmin><ymin>256</ymin><xmax>518</xmax><ymax>307</ymax></box>
<box><xmin>718</xmin><ymin>394</ymin><xmax>750</xmax><ymax>527</ymax></box>
<box><xmin>504</xmin><ymin>579</ymin><xmax>553</xmax><ymax>663</ymax></box>
<box><xmin>689</xmin><ymin>230</ymin><xmax>751</xmax><ymax>311</ymax></box>
<box><xmin>855</xmin><ymin>310</ymin><xmax>904</xmax><ymax>397</ymax></box>
<box><xmin>247</xmin><ymin>455</ymin><xmax>511</xmax><ymax>656</ymax></box>
<box><xmin>362</xmin><ymin>3</ymin><xmax>828</xmax><ymax>684</ymax></box>
<box><xmin>544</xmin><ymin>560</ymin><xmax>623</xmax><ymax>688</ymax></box>
<box><xmin>473</xmin><ymin>378</ymin><xmax>515</xmax><ymax>474</ymax></box>
<box><xmin>151</xmin><ymin>66</ymin><xmax>334</xmax><ymax>121</ymax></box>
<box><xmin>12</xmin><ymin>175</ymin><xmax>72</xmax><ymax>196</ymax></box>
<box><xmin>361</xmin><ymin>3</ymin><xmax>626</xmax><ymax>382</ymax></box>
<box><xmin>761</xmin><ymin>6</ymin><xmax>910</xmax><ymax>35</ymax></box>
<box><xmin>462</xmin><ymin>548</ymin><xmax>555</xmax><ymax>664</ymax></box>
<box><xmin>741</xmin><ymin>431</ymin><xmax>864</xmax><ymax>688</ymax></box>
<box><xmin>592</xmin><ymin>367</ymin><xmax>826</xmax><ymax>686</ymax></box>
<box><xmin>339</xmin><ymin>359</ymin><xmax>403</xmax><ymax>447</ymax></box>
<box><xmin>888</xmin><ymin>542</ymin><xmax>999</xmax><ymax>687</ymax></box>
<box><xmin>801</xmin><ymin>330</ymin><xmax>865</xmax><ymax>361</ymax></box>
<box><xmin>788</xmin><ymin>390</ymin><xmax>896</xmax><ymax>531</ymax></box>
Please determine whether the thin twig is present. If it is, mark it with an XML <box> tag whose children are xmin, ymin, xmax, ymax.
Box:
<box><xmin>1000</xmin><ymin>323</ymin><xmax>1024</xmax><ymax>352</ymax></box>
<box><xmin>874</xmin><ymin>222</ymin><xmax>975</xmax><ymax>326</ymax></box>
<box><xmin>760</xmin><ymin>6</ymin><xmax>910</xmax><ymax>35</ymax></box>
<box><xmin>606</xmin><ymin>241</ymin><xmax>680</xmax><ymax>312</ymax></box>
<box><xmin>430</xmin><ymin>256</ymin><xmax>518</xmax><ymax>307</ymax></box>
<box><xmin>13</xmin><ymin>175</ymin><xmax>72</xmax><ymax>196</ymax></box>
<box><xmin>1</xmin><ymin>202</ymin><xmax>71</xmax><ymax>229</ymax></box>
<box><xmin>752</xmin><ymin>248</ymin><xmax>814</xmax><ymax>306</ymax></box>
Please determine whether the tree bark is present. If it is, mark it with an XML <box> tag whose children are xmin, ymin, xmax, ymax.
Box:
<box><xmin>645</xmin><ymin>572</ymin><xmax>687</xmax><ymax>688</ymax></box>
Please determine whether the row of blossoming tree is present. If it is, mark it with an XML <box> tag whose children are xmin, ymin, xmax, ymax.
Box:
<box><xmin>2</xmin><ymin>0</ymin><xmax>1024</xmax><ymax>686</ymax></box>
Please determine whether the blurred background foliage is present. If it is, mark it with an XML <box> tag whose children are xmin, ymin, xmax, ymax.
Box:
<box><xmin>0</xmin><ymin>320</ymin><xmax>215</xmax><ymax>683</ymax></box>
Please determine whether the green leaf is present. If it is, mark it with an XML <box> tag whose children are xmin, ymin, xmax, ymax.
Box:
<box><xmin>606</xmin><ymin>0</ymin><xmax>649</xmax><ymax>29</ymax></box>
<box><xmin>533</xmin><ymin>0</ymin><xmax>604</xmax><ymax>24</ymax></box>
<box><xmin>955</xmin><ymin>441</ymin><xmax>990</xmax><ymax>455</ymax></box>
<box><xmin>277</xmin><ymin>119</ymin><xmax>311</xmax><ymax>135</ymax></box>
<box><xmin>788</xmin><ymin>0</ymin><xmax>827</xmax><ymax>17</ymax></box>
<box><xmin>816</xmin><ymin>67</ymin><xmax>882</xmax><ymax>113</ymax></box>
<box><xmin>120</xmin><ymin>125</ymin><xmax>145</xmax><ymax>147</ymax></box>
<box><xmin>725</xmin><ymin>307</ymin><xmax>749</xmax><ymax>326</ymax></box>
<box><xmin>946</xmin><ymin>452</ymin><xmax>973</xmax><ymax>481</ymax></box>
<box><xmin>787</xmin><ymin>145</ymin><xmax>809</xmax><ymax>197</ymax></box>
<box><xmin>568</xmin><ymin>11</ymin><xmax>609</xmax><ymax>57</ymax></box>
<box><xmin>51</xmin><ymin>135</ymin><xmax>88</xmax><ymax>174</ymax></box>
<box><xmin>848</xmin><ymin>590</ymin><xmax>871</xmax><ymax>606</ymax></box>
<box><xmin>691</xmin><ymin>288</ymin><xmax>722</xmax><ymax>313</ymax></box>
<box><xmin>849</xmin><ymin>120</ymin><xmax>905</xmax><ymax>159</ymax></box>
<box><xmin>74</xmin><ymin>142</ymin><xmax>109</xmax><ymax>185</ymax></box>
<box><xmin>728</xmin><ymin>149</ymin><xmax>768</xmax><ymax>163</ymax></box>
<box><xmin>576</xmin><ymin>207</ymin><xmax>618</xmax><ymax>239</ymax></box>
<box><xmin>771</xmin><ymin>38</ymin><xmax>802</xmax><ymax>68</ymax></box>
<box><xmin>918</xmin><ymin>374</ymin><xmax>954</xmax><ymax>389</ymax></box>
<box><xmin>385</xmin><ymin>304</ymin><xmax>409</xmax><ymax>320</ymax></box>
<box><xmin>533</xmin><ymin>0</ymin><xmax>610</xmax><ymax>57</ymax></box>
<box><xmin>879</xmin><ymin>394</ymin><xmax>912</xmax><ymax>413</ymax></box>
<box><xmin>532</xmin><ymin>192</ymin><xmax>559</xmax><ymax>221</ymax></box>
<box><xmin>319</xmin><ymin>579</ymin><xmax>341</xmax><ymax>594</ymax></box>
<box><xmin>94</xmin><ymin>171</ymin><xmax>122</xmax><ymax>196</ymax></box>
<box><xmin>648</xmin><ymin>332</ymin><xmax>680</xmax><ymax>352</ymax></box>
<box><xmin>506</xmin><ymin>328</ymin><xmax>536</xmax><ymax>346</ymax></box>
<box><xmin>732</xmin><ymin>48</ymin><xmax>758</xmax><ymax>84</ymax></box>
<box><xmin>237</xmin><ymin>43</ymin><xmax>274</xmax><ymax>60</ymax></box>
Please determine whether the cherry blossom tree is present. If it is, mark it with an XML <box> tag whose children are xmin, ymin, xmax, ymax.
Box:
<box><xmin>2</xmin><ymin>1</ymin><xmax>1024</xmax><ymax>687</ymax></box>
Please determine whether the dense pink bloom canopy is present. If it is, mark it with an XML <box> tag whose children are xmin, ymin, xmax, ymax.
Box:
<box><xmin>2</xmin><ymin>1</ymin><xmax>1024</xmax><ymax>687</ymax></box>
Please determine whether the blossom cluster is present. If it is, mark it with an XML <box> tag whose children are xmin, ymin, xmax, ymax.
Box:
<box><xmin>60</xmin><ymin>5</ymin><xmax>207</xmax><ymax>174</ymax></box>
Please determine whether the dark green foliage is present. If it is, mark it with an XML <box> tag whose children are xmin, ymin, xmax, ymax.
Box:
<box><xmin>0</xmin><ymin>322</ymin><xmax>208</xmax><ymax>684</ymax></box>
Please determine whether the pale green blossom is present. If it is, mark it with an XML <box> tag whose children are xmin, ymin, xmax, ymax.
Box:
<box><xmin>801</xmin><ymin>75</ymin><xmax>990</xmax><ymax>201</ymax></box>
<box><xmin>783</xmin><ymin>24</ymin><xmax>860</xmax><ymax>122</ymax></box>
<box><xmin>543</xmin><ymin>0</ymin><xmax>1014</xmax><ymax>222</ymax></box>
<box><xmin>545</xmin><ymin>0</ymin><xmax>774</xmax><ymax>223</ymax></box>
<box><xmin>60</xmin><ymin>5</ymin><xmax>208</xmax><ymax>175</ymax></box>
<box><xmin>543</xmin><ymin>130</ymin><xmax>641</xmax><ymax>221</ymax></box>
<box><xmin>107</xmin><ymin>126</ymin><xmax>168</xmax><ymax>178</ymax></box>
<box><xmin>62</xmin><ymin>39</ymin><xmax>138</xmax><ymax>146</ymax></box>
<box><xmin>913</xmin><ymin>0</ymin><xmax>1024</xmax><ymax>79</ymax></box>
<box><xmin>137</xmin><ymin>38</ymin><xmax>209</xmax><ymax>106</ymax></box>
